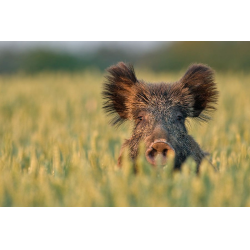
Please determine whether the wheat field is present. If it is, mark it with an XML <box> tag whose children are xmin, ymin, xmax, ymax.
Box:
<box><xmin>0</xmin><ymin>69</ymin><xmax>249</xmax><ymax>207</ymax></box>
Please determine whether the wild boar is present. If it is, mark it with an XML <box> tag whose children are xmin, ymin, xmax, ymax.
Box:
<box><xmin>102</xmin><ymin>62</ymin><xmax>218</xmax><ymax>173</ymax></box>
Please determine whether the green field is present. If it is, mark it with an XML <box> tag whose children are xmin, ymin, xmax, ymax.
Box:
<box><xmin>0</xmin><ymin>69</ymin><xmax>249</xmax><ymax>206</ymax></box>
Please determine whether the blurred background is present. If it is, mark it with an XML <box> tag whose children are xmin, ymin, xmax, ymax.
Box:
<box><xmin>1</xmin><ymin>41</ymin><xmax>250</xmax><ymax>74</ymax></box>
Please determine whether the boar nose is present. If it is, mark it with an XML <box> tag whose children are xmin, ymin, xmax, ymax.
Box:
<box><xmin>145</xmin><ymin>140</ymin><xmax>175</xmax><ymax>166</ymax></box>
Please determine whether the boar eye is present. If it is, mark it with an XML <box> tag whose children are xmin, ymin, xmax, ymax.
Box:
<box><xmin>177</xmin><ymin>115</ymin><xmax>183</xmax><ymax>121</ymax></box>
<box><xmin>137</xmin><ymin>116</ymin><xmax>143</xmax><ymax>121</ymax></box>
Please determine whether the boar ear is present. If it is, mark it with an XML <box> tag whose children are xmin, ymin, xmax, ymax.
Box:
<box><xmin>179</xmin><ymin>64</ymin><xmax>219</xmax><ymax>121</ymax></box>
<box><xmin>102</xmin><ymin>62</ymin><xmax>138</xmax><ymax>126</ymax></box>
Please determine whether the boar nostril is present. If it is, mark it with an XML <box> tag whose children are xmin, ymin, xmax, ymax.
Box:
<box><xmin>148</xmin><ymin>148</ymin><xmax>157</xmax><ymax>158</ymax></box>
<box><xmin>145</xmin><ymin>141</ymin><xmax>175</xmax><ymax>166</ymax></box>
<box><xmin>163</xmin><ymin>149</ymin><xmax>168</xmax><ymax>157</ymax></box>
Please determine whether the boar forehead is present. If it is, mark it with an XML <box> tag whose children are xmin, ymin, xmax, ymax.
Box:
<box><xmin>134</xmin><ymin>82</ymin><xmax>183</xmax><ymax>117</ymax></box>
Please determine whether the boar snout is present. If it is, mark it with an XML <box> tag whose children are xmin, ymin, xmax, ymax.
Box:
<box><xmin>145</xmin><ymin>140</ymin><xmax>175</xmax><ymax>166</ymax></box>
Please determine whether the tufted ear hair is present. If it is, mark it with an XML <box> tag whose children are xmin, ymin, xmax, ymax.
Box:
<box><xmin>102</xmin><ymin>62</ymin><xmax>138</xmax><ymax>126</ymax></box>
<box><xmin>171</xmin><ymin>63</ymin><xmax>219</xmax><ymax>121</ymax></box>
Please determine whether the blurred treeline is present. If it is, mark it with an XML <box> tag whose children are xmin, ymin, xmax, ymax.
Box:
<box><xmin>1</xmin><ymin>42</ymin><xmax>250</xmax><ymax>74</ymax></box>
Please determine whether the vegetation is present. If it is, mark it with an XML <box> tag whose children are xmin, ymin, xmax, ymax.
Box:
<box><xmin>1</xmin><ymin>42</ymin><xmax>250</xmax><ymax>74</ymax></box>
<box><xmin>0</xmin><ymin>69</ymin><xmax>249</xmax><ymax>206</ymax></box>
<box><xmin>140</xmin><ymin>42</ymin><xmax>250</xmax><ymax>72</ymax></box>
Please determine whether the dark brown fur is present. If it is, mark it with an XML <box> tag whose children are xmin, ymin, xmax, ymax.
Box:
<box><xmin>102</xmin><ymin>62</ymin><xmax>218</xmax><ymax>172</ymax></box>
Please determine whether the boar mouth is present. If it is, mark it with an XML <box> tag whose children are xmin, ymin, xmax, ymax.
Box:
<box><xmin>145</xmin><ymin>139</ymin><xmax>175</xmax><ymax>166</ymax></box>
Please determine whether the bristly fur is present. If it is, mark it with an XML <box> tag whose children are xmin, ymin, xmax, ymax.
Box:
<box><xmin>102</xmin><ymin>62</ymin><xmax>218</xmax><ymax>126</ymax></box>
<box><xmin>102</xmin><ymin>62</ymin><xmax>149</xmax><ymax>126</ymax></box>
<box><xmin>169</xmin><ymin>63</ymin><xmax>219</xmax><ymax>122</ymax></box>
<box><xmin>180</xmin><ymin>63</ymin><xmax>218</xmax><ymax>121</ymax></box>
